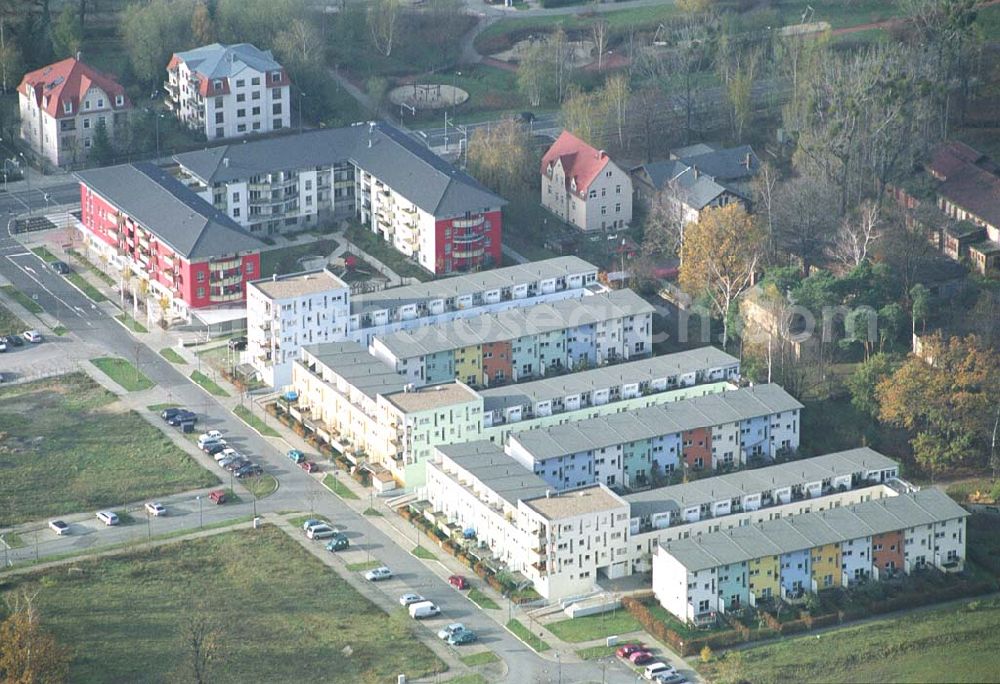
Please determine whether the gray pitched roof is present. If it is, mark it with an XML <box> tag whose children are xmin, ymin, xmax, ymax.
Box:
<box><xmin>679</xmin><ymin>145</ymin><xmax>760</xmax><ymax>182</ymax></box>
<box><xmin>510</xmin><ymin>384</ymin><xmax>803</xmax><ymax>461</ymax></box>
<box><xmin>436</xmin><ymin>440</ymin><xmax>551</xmax><ymax>505</ymax></box>
<box><xmin>173</xmin><ymin>122</ymin><xmax>506</xmax><ymax>218</ymax></box>
<box><xmin>75</xmin><ymin>162</ymin><xmax>264</xmax><ymax>260</ymax></box>
<box><xmin>636</xmin><ymin>145</ymin><xmax>759</xmax><ymax>209</ymax></box>
<box><xmin>174</xmin><ymin>43</ymin><xmax>282</xmax><ymax>80</ymax></box>
<box><xmin>662</xmin><ymin>488</ymin><xmax>968</xmax><ymax>572</ymax></box>
<box><xmin>300</xmin><ymin>340</ymin><xmax>407</xmax><ymax>401</ymax></box>
<box><xmin>625</xmin><ymin>448</ymin><xmax>899</xmax><ymax>519</ymax></box>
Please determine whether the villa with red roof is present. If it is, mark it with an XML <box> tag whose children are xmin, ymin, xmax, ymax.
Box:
<box><xmin>540</xmin><ymin>130</ymin><xmax>632</xmax><ymax>232</ymax></box>
<box><xmin>18</xmin><ymin>57</ymin><xmax>131</xmax><ymax>167</ymax></box>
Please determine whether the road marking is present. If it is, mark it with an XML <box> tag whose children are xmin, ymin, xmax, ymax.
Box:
<box><xmin>3</xmin><ymin>254</ymin><xmax>84</xmax><ymax>319</ymax></box>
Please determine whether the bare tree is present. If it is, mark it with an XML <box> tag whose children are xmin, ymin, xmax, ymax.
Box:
<box><xmin>772</xmin><ymin>175</ymin><xmax>839</xmax><ymax>275</ymax></box>
<box><xmin>642</xmin><ymin>185</ymin><xmax>687</xmax><ymax>263</ymax></box>
<box><xmin>751</xmin><ymin>160</ymin><xmax>779</xmax><ymax>259</ymax></box>
<box><xmin>830</xmin><ymin>200</ymin><xmax>881</xmax><ymax>268</ymax></box>
<box><xmin>367</xmin><ymin>0</ymin><xmax>401</xmax><ymax>57</ymax></box>
<box><xmin>591</xmin><ymin>19</ymin><xmax>608</xmax><ymax>71</ymax></box>
<box><xmin>602</xmin><ymin>73</ymin><xmax>630</xmax><ymax>149</ymax></box>
<box><xmin>550</xmin><ymin>25</ymin><xmax>570</xmax><ymax>103</ymax></box>
<box><xmin>183</xmin><ymin>613</ymin><xmax>221</xmax><ymax>684</ymax></box>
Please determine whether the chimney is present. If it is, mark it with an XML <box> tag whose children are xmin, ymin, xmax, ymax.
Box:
<box><xmin>692</xmin><ymin>165</ymin><xmax>699</xmax><ymax>179</ymax></box>
<box><xmin>744</xmin><ymin>153</ymin><xmax>751</xmax><ymax>169</ymax></box>
<box><xmin>223</xmin><ymin>157</ymin><xmax>229</xmax><ymax>167</ymax></box>
<box><xmin>272</xmin><ymin>273</ymin><xmax>277</xmax><ymax>282</ymax></box>
<box><xmin>545</xmin><ymin>489</ymin><xmax>551</xmax><ymax>498</ymax></box>
<box><xmin>76</xmin><ymin>51</ymin><xmax>82</xmax><ymax>62</ymax></box>
<box><xmin>597</xmin><ymin>149</ymin><xmax>605</xmax><ymax>159</ymax></box>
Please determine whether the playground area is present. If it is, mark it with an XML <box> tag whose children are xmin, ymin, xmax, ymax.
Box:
<box><xmin>388</xmin><ymin>83</ymin><xmax>469</xmax><ymax>111</ymax></box>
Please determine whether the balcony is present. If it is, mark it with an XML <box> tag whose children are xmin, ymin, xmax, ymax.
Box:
<box><xmin>452</xmin><ymin>246</ymin><xmax>485</xmax><ymax>259</ymax></box>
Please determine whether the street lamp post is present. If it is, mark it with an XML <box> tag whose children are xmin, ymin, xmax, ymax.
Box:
<box><xmin>197</xmin><ymin>495</ymin><xmax>203</xmax><ymax>528</ymax></box>
<box><xmin>17</xmin><ymin>152</ymin><xmax>30</xmax><ymax>215</ymax></box>
<box><xmin>299</xmin><ymin>89</ymin><xmax>307</xmax><ymax>134</ymax></box>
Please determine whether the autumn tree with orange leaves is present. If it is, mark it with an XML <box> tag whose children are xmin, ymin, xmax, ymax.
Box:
<box><xmin>0</xmin><ymin>592</ymin><xmax>71</xmax><ymax>684</ymax></box>
<box><xmin>679</xmin><ymin>203</ymin><xmax>763</xmax><ymax>350</ymax></box>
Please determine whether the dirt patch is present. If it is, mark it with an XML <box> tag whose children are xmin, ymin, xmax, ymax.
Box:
<box><xmin>388</xmin><ymin>83</ymin><xmax>469</xmax><ymax>110</ymax></box>
<box><xmin>491</xmin><ymin>38</ymin><xmax>596</xmax><ymax>69</ymax></box>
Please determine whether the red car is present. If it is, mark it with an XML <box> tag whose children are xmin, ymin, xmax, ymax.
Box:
<box><xmin>208</xmin><ymin>489</ymin><xmax>226</xmax><ymax>505</ymax></box>
<box><xmin>299</xmin><ymin>460</ymin><xmax>318</xmax><ymax>473</ymax></box>
<box><xmin>448</xmin><ymin>575</ymin><xmax>468</xmax><ymax>590</ymax></box>
<box><xmin>616</xmin><ymin>643</ymin><xmax>644</xmax><ymax>659</ymax></box>
<box><xmin>629</xmin><ymin>650</ymin><xmax>655</xmax><ymax>665</ymax></box>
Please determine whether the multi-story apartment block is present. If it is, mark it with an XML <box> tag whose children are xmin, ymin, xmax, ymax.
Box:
<box><xmin>426</xmin><ymin>441</ymin><xmax>631</xmax><ymax>600</ymax></box>
<box><xmin>652</xmin><ymin>488</ymin><xmax>968</xmax><ymax>622</ymax></box>
<box><xmin>541</xmin><ymin>130</ymin><xmax>633</xmax><ymax>232</ymax></box>
<box><xmin>19</xmin><ymin>57</ymin><xmax>131</xmax><ymax>167</ymax></box>
<box><xmin>75</xmin><ymin>162</ymin><xmax>263</xmax><ymax>320</ymax></box>
<box><xmin>246</xmin><ymin>269</ymin><xmax>351</xmax><ymax>387</ymax></box>
<box><xmin>369</xmin><ymin>289</ymin><xmax>654</xmax><ymax>388</ymax></box>
<box><xmin>166</xmin><ymin>43</ymin><xmax>291</xmax><ymax>141</ymax></box>
<box><xmin>506</xmin><ymin>384</ymin><xmax>803</xmax><ymax>490</ymax></box>
<box><xmin>172</xmin><ymin>123</ymin><xmax>505</xmax><ymax>274</ymax></box>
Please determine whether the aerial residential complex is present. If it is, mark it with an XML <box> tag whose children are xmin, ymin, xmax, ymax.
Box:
<box><xmin>76</xmin><ymin>162</ymin><xmax>264</xmax><ymax>319</ymax></box>
<box><xmin>18</xmin><ymin>57</ymin><xmax>132</xmax><ymax>167</ymax></box>
<box><xmin>246</xmin><ymin>256</ymin><xmax>598</xmax><ymax>387</ymax></box>
<box><xmin>652</xmin><ymin>488</ymin><xmax>968</xmax><ymax>621</ymax></box>
<box><xmin>165</xmin><ymin>43</ymin><xmax>291</xmax><ymax>140</ymax></box>
<box><xmin>369</xmin><ymin>288</ymin><xmax>655</xmax><ymax>388</ymax></box>
<box><xmin>424</xmin><ymin>442</ymin><xmax>918</xmax><ymax>601</ymax></box>
<box><xmin>172</xmin><ymin>123</ymin><xmax>506</xmax><ymax>273</ymax></box>
<box><xmin>506</xmin><ymin>384</ymin><xmax>802</xmax><ymax>489</ymax></box>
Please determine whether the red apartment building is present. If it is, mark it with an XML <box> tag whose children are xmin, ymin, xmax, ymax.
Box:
<box><xmin>76</xmin><ymin>162</ymin><xmax>264</xmax><ymax>319</ymax></box>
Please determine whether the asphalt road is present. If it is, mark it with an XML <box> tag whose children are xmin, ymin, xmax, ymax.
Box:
<box><xmin>0</xmin><ymin>181</ymin><xmax>80</xmax><ymax>218</ymax></box>
<box><xmin>0</xmin><ymin>228</ymin><xmax>642</xmax><ymax>683</ymax></box>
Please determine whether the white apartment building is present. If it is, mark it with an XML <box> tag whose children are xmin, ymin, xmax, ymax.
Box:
<box><xmin>18</xmin><ymin>57</ymin><xmax>131</xmax><ymax>167</ymax></box>
<box><xmin>541</xmin><ymin>130</ymin><xmax>633</xmax><ymax>232</ymax></box>
<box><xmin>166</xmin><ymin>43</ymin><xmax>291</xmax><ymax>141</ymax></box>
<box><xmin>246</xmin><ymin>269</ymin><xmax>350</xmax><ymax>387</ymax></box>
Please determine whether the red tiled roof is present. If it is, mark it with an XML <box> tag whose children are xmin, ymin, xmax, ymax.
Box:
<box><xmin>927</xmin><ymin>140</ymin><xmax>982</xmax><ymax>180</ymax></box>
<box><xmin>541</xmin><ymin>130</ymin><xmax>610</xmax><ymax>196</ymax></box>
<box><xmin>19</xmin><ymin>58</ymin><xmax>129</xmax><ymax>119</ymax></box>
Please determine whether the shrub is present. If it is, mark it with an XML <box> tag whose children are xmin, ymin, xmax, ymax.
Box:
<box><xmin>700</xmin><ymin>645</ymin><xmax>713</xmax><ymax>663</ymax></box>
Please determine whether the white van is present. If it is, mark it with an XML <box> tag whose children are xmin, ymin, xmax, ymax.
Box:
<box><xmin>408</xmin><ymin>601</ymin><xmax>441</xmax><ymax>619</ymax></box>
<box><xmin>644</xmin><ymin>663</ymin><xmax>678</xmax><ymax>681</ymax></box>
<box><xmin>96</xmin><ymin>511</ymin><xmax>119</xmax><ymax>526</ymax></box>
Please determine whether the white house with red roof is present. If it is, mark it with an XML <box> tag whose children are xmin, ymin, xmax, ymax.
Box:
<box><xmin>18</xmin><ymin>57</ymin><xmax>131</xmax><ymax>167</ymax></box>
<box><xmin>541</xmin><ymin>130</ymin><xmax>632</xmax><ymax>232</ymax></box>
<box><xmin>166</xmin><ymin>43</ymin><xmax>291</xmax><ymax>141</ymax></box>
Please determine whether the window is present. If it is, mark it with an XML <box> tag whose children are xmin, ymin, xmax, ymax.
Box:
<box><xmin>233</xmin><ymin>207</ymin><xmax>240</xmax><ymax>217</ymax></box>
<box><xmin>98</xmin><ymin>116</ymin><xmax>106</xmax><ymax>127</ymax></box>
<box><xmin>84</xmin><ymin>99</ymin><xmax>91</xmax><ymax>110</ymax></box>
<box><xmin>63</xmin><ymin>101</ymin><xmax>72</xmax><ymax>114</ymax></box>
<box><xmin>236</xmin><ymin>79</ymin><xmax>245</xmax><ymax>88</ymax></box>
<box><xmin>213</xmin><ymin>79</ymin><xmax>223</xmax><ymax>90</ymax></box>
<box><xmin>588</xmin><ymin>189</ymin><xmax>596</xmax><ymax>198</ymax></box>
<box><xmin>215</xmin><ymin>112</ymin><xmax>224</xmax><ymax>124</ymax></box>
<box><xmin>232</xmin><ymin>192</ymin><xmax>240</xmax><ymax>203</ymax></box>
<box><xmin>272</xmin><ymin>87</ymin><xmax>281</xmax><ymax>99</ymax></box>
<box><xmin>115</xmin><ymin>94</ymin><xmax>124</xmax><ymax>107</ymax></box>
<box><xmin>271</xmin><ymin>71</ymin><xmax>281</xmax><ymax>83</ymax></box>
<box><xmin>273</xmin><ymin>118</ymin><xmax>282</xmax><ymax>130</ymax></box>
<box><xmin>615</xmin><ymin>202</ymin><xmax>621</xmax><ymax>213</ymax></box>
<box><xmin>237</xmin><ymin>108</ymin><xmax>246</xmax><ymax>118</ymax></box>
<box><xmin>252</xmin><ymin>122</ymin><xmax>261</xmax><ymax>130</ymax></box>
<box><xmin>305</xmin><ymin>180</ymin><xmax>312</xmax><ymax>191</ymax></box>
<box><xmin>616</xmin><ymin>184</ymin><xmax>621</xmax><ymax>194</ymax></box>
<box><xmin>197</xmin><ymin>271</ymin><xmax>206</xmax><ymax>282</ymax></box>
<box><xmin>83</xmin><ymin>118</ymin><xmax>91</xmax><ymax>129</ymax></box>
<box><xmin>252</xmin><ymin>90</ymin><xmax>261</xmax><ymax>100</ymax></box>
<box><xmin>197</xmin><ymin>287</ymin><xmax>205</xmax><ymax>298</ymax></box>
<box><xmin>251</xmin><ymin>76</ymin><xmax>260</xmax><ymax>86</ymax></box>
<box><xmin>272</xmin><ymin>103</ymin><xmax>282</xmax><ymax>115</ymax></box>
<box><xmin>252</xmin><ymin>106</ymin><xmax>260</xmax><ymax>116</ymax></box>
<box><xmin>215</xmin><ymin>127</ymin><xmax>224</xmax><ymax>139</ymax></box>
<box><xmin>246</xmin><ymin>261</ymin><xmax>254</xmax><ymax>274</ymax></box>
<box><xmin>97</xmin><ymin>98</ymin><xmax>104</xmax><ymax>108</ymax></box>
<box><xmin>601</xmin><ymin>205</ymin><xmax>607</xmax><ymax>215</ymax></box>
<box><xmin>236</xmin><ymin>93</ymin><xmax>245</xmax><ymax>103</ymax></box>
<box><xmin>84</xmin><ymin>138</ymin><xmax>92</xmax><ymax>148</ymax></box>
<box><xmin>601</xmin><ymin>188</ymin><xmax>606</xmax><ymax>197</ymax></box>
<box><xmin>215</xmin><ymin>97</ymin><xmax>223</xmax><ymax>107</ymax></box>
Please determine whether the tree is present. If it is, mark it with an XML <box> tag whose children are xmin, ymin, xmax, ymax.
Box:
<box><xmin>367</xmin><ymin>0</ymin><xmax>401</xmax><ymax>57</ymax></box>
<box><xmin>700</xmin><ymin>644</ymin><xmax>713</xmax><ymax>663</ymax></box>
<box><xmin>847</xmin><ymin>352</ymin><xmax>893</xmax><ymax>418</ymax></box>
<box><xmin>90</xmin><ymin>120</ymin><xmax>115</xmax><ymax>166</ymax></box>
<box><xmin>122</xmin><ymin>0</ymin><xmax>196</xmax><ymax>84</ymax></box>
<box><xmin>677</xmin><ymin>0</ymin><xmax>711</xmax><ymax>13</ymax></box>
<box><xmin>679</xmin><ymin>204</ymin><xmax>762</xmax><ymax>350</ymax></box>
<box><xmin>190</xmin><ymin>0</ymin><xmax>214</xmax><ymax>45</ymax></box>
<box><xmin>723</xmin><ymin>47</ymin><xmax>760</xmax><ymax>143</ymax></box>
<box><xmin>601</xmin><ymin>73</ymin><xmax>629</xmax><ymax>149</ymax></box>
<box><xmin>0</xmin><ymin>592</ymin><xmax>72</xmax><ymax>683</ymax></box>
<box><xmin>641</xmin><ymin>185</ymin><xmax>686</xmax><ymax>261</ymax></box>
<box><xmin>516</xmin><ymin>41</ymin><xmax>552</xmax><ymax>108</ymax></box>
<box><xmin>182</xmin><ymin>613</ymin><xmax>220</xmax><ymax>684</ymax></box>
<box><xmin>365</xmin><ymin>76</ymin><xmax>388</xmax><ymax>117</ymax></box>
<box><xmin>561</xmin><ymin>86</ymin><xmax>606</xmax><ymax>147</ymax></box>
<box><xmin>50</xmin><ymin>3</ymin><xmax>81</xmax><ymax>58</ymax></box>
<box><xmin>751</xmin><ymin>161</ymin><xmax>779</xmax><ymax>258</ymax></box>
<box><xmin>215</xmin><ymin>0</ymin><xmax>307</xmax><ymax>48</ymax></box>
<box><xmin>466</xmin><ymin>119</ymin><xmax>533</xmax><ymax>202</ymax></box>
<box><xmin>772</xmin><ymin>175</ymin><xmax>839</xmax><ymax>275</ymax></box>
<box><xmin>274</xmin><ymin>18</ymin><xmax>323</xmax><ymax>74</ymax></box>
<box><xmin>909</xmin><ymin>283</ymin><xmax>930</xmax><ymax>335</ymax></box>
<box><xmin>877</xmin><ymin>302</ymin><xmax>905</xmax><ymax>353</ymax></box>
<box><xmin>550</xmin><ymin>25</ymin><xmax>570</xmax><ymax>103</ymax></box>
<box><xmin>591</xmin><ymin>19</ymin><xmax>608</xmax><ymax>71</ymax></box>
<box><xmin>830</xmin><ymin>200</ymin><xmax>881</xmax><ymax>269</ymax></box>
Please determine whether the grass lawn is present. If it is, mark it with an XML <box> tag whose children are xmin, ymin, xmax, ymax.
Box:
<box><xmin>0</xmin><ymin>373</ymin><xmax>218</xmax><ymax>526</ymax></box>
<box><xmin>505</xmin><ymin>619</ymin><xmax>550</xmax><ymax>652</ymax></box>
<box><xmin>115</xmin><ymin>312</ymin><xmax>148</xmax><ymax>333</ymax></box>
<box><xmin>90</xmin><ymin>357</ymin><xmax>155</xmax><ymax>392</ymax></box>
<box><xmin>65</xmin><ymin>272</ymin><xmax>108</xmax><ymax>302</ymax></box>
<box><xmin>323</xmin><ymin>473</ymin><xmax>361</xmax><ymax>500</ymax></box>
<box><xmin>147</xmin><ymin>402</ymin><xmax>180</xmax><ymax>412</ymax></box>
<box><xmin>190</xmin><ymin>370</ymin><xmax>229</xmax><ymax>397</ymax></box>
<box><xmin>31</xmin><ymin>245</ymin><xmax>57</xmax><ymax>262</ymax></box>
<box><xmin>0</xmin><ymin>300</ymin><xmax>26</xmax><ymax>334</ymax></box>
<box><xmin>1</xmin><ymin>284</ymin><xmax>43</xmax><ymax>314</ymax></box>
<box><xmin>2</xmin><ymin>526</ymin><xmax>446</xmax><ymax>683</ymax></box>
<box><xmin>575</xmin><ymin>644</ymin><xmax>618</xmax><ymax>660</ymax></box>
<box><xmin>65</xmin><ymin>248</ymin><xmax>116</xmax><ymax>286</ymax></box>
<box><xmin>233</xmin><ymin>405</ymin><xmax>281</xmax><ymax>437</ymax></box>
<box><xmin>412</xmin><ymin>545</ymin><xmax>436</xmax><ymax>560</ymax></box>
<box><xmin>546</xmin><ymin>611</ymin><xmax>643</xmax><ymax>643</ymax></box>
<box><xmin>243</xmin><ymin>474</ymin><xmax>279</xmax><ymax>499</ymax></box>
<box><xmin>160</xmin><ymin>347</ymin><xmax>186</xmax><ymax>364</ymax></box>
<box><xmin>51</xmin><ymin>325</ymin><xmax>68</xmax><ymax>335</ymax></box>
<box><xmin>363</xmin><ymin>507</ymin><xmax>383</xmax><ymax>516</ymax></box>
<box><xmin>1</xmin><ymin>531</ymin><xmax>25</xmax><ymax>549</ymax></box>
<box><xmin>259</xmin><ymin>238</ymin><xmax>338</xmax><ymax>277</ymax></box>
<box><xmin>344</xmin><ymin>226</ymin><xmax>431</xmax><ymax>282</ymax></box>
<box><xmin>700</xmin><ymin>598</ymin><xmax>1000</xmax><ymax>684</ymax></box>
<box><xmin>945</xmin><ymin>478</ymin><xmax>997</xmax><ymax>503</ymax></box>
<box><xmin>346</xmin><ymin>560</ymin><xmax>382</xmax><ymax>572</ymax></box>
<box><xmin>443</xmin><ymin>675</ymin><xmax>488</xmax><ymax>684</ymax></box>
<box><xmin>459</xmin><ymin>651</ymin><xmax>500</xmax><ymax>667</ymax></box>
<box><xmin>467</xmin><ymin>588</ymin><xmax>500</xmax><ymax>610</ymax></box>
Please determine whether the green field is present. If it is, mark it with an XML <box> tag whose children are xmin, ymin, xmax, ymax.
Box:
<box><xmin>115</xmin><ymin>312</ymin><xmax>148</xmax><ymax>333</ymax></box>
<box><xmin>66</xmin><ymin>272</ymin><xmax>108</xmax><ymax>302</ymax></box>
<box><xmin>323</xmin><ymin>473</ymin><xmax>361</xmax><ymax>500</ymax></box>
<box><xmin>1</xmin><ymin>284</ymin><xmax>43</xmax><ymax>314</ymax></box>
<box><xmin>0</xmin><ymin>373</ymin><xmax>217</xmax><ymax>526</ymax></box>
<box><xmin>90</xmin><ymin>357</ymin><xmax>155</xmax><ymax>392</ymax></box>
<box><xmin>343</xmin><ymin>226</ymin><xmax>431</xmax><ymax>282</ymax></box>
<box><xmin>190</xmin><ymin>370</ymin><xmax>229</xmax><ymax>397</ymax></box>
<box><xmin>702</xmin><ymin>598</ymin><xmax>1000</xmax><ymax>684</ymax></box>
<box><xmin>506</xmin><ymin>619</ymin><xmax>550</xmax><ymax>652</ymax></box>
<box><xmin>233</xmin><ymin>405</ymin><xmax>280</xmax><ymax>437</ymax></box>
<box><xmin>259</xmin><ymin>238</ymin><xmax>338</xmax><ymax>277</ymax></box>
<box><xmin>459</xmin><ymin>651</ymin><xmax>500</xmax><ymax>667</ymax></box>
<box><xmin>467</xmin><ymin>588</ymin><xmax>500</xmax><ymax>610</ymax></box>
<box><xmin>31</xmin><ymin>245</ymin><xmax>58</xmax><ymax>262</ymax></box>
<box><xmin>0</xmin><ymin>526</ymin><xmax>446</xmax><ymax>683</ymax></box>
<box><xmin>160</xmin><ymin>347</ymin><xmax>186</xmax><ymax>364</ymax></box>
<box><xmin>546</xmin><ymin>611</ymin><xmax>643</xmax><ymax>643</ymax></box>
<box><xmin>0</xmin><ymin>300</ymin><xmax>25</xmax><ymax>335</ymax></box>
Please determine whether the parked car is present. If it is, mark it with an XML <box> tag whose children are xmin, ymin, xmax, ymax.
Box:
<box><xmin>208</xmin><ymin>489</ymin><xmax>226</xmax><ymax>504</ymax></box>
<box><xmin>447</xmin><ymin>575</ymin><xmax>468</xmax><ymax>590</ymax></box>
<box><xmin>325</xmin><ymin>534</ymin><xmax>349</xmax><ymax>552</ymax></box>
<box><xmin>399</xmin><ymin>593</ymin><xmax>425</xmax><ymax>607</ymax></box>
<box><xmin>306</xmin><ymin>524</ymin><xmax>338</xmax><ymax>540</ymax></box>
<box><xmin>437</xmin><ymin>623</ymin><xmax>465</xmax><ymax>640</ymax></box>
<box><xmin>408</xmin><ymin>601</ymin><xmax>440</xmax><ymax>619</ymax></box>
<box><xmin>653</xmin><ymin>674</ymin><xmax>686</xmax><ymax>684</ymax></box>
<box><xmin>23</xmin><ymin>329</ymin><xmax>42</xmax><ymax>343</ymax></box>
<box><xmin>200</xmin><ymin>438</ymin><xmax>225</xmax><ymax>452</ymax></box>
<box><xmin>364</xmin><ymin>566</ymin><xmax>392</xmax><ymax>581</ymax></box>
<box><xmin>302</xmin><ymin>519</ymin><xmax>325</xmax><ymax>532</ymax></box>
<box><xmin>224</xmin><ymin>457</ymin><xmax>250</xmax><ymax>473</ymax></box>
<box><xmin>217</xmin><ymin>454</ymin><xmax>243</xmax><ymax>469</ymax></box>
<box><xmin>5</xmin><ymin>334</ymin><xmax>23</xmax><ymax>347</ymax></box>
<box><xmin>96</xmin><ymin>511</ymin><xmax>119</xmax><ymax>526</ymax></box>
<box><xmin>299</xmin><ymin>460</ymin><xmax>318</xmax><ymax>473</ymax></box>
<box><xmin>643</xmin><ymin>663</ymin><xmax>678</xmax><ymax>681</ymax></box>
<box><xmin>215</xmin><ymin>448</ymin><xmax>240</xmax><ymax>462</ymax></box>
<box><xmin>616</xmin><ymin>643</ymin><xmax>645</xmax><ymax>659</ymax></box>
<box><xmin>144</xmin><ymin>502</ymin><xmax>166</xmax><ymax>516</ymax></box>
<box><xmin>198</xmin><ymin>430</ymin><xmax>223</xmax><ymax>444</ymax></box>
<box><xmin>160</xmin><ymin>407</ymin><xmax>187</xmax><ymax>421</ymax></box>
<box><xmin>629</xmin><ymin>651</ymin><xmax>655</xmax><ymax>665</ymax></box>
<box><xmin>50</xmin><ymin>260</ymin><xmax>71</xmax><ymax>274</ymax></box>
<box><xmin>235</xmin><ymin>464</ymin><xmax>263</xmax><ymax>479</ymax></box>
<box><xmin>48</xmin><ymin>520</ymin><xmax>69</xmax><ymax>535</ymax></box>
<box><xmin>447</xmin><ymin>629</ymin><xmax>478</xmax><ymax>646</ymax></box>
<box><xmin>204</xmin><ymin>443</ymin><xmax>228</xmax><ymax>456</ymax></box>
<box><xmin>167</xmin><ymin>410</ymin><xmax>197</xmax><ymax>426</ymax></box>
<box><xmin>228</xmin><ymin>336</ymin><xmax>247</xmax><ymax>351</ymax></box>
<box><xmin>286</xmin><ymin>449</ymin><xmax>306</xmax><ymax>463</ymax></box>
<box><xmin>0</xmin><ymin>338</ymin><xmax>7</xmax><ymax>352</ymax></box>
